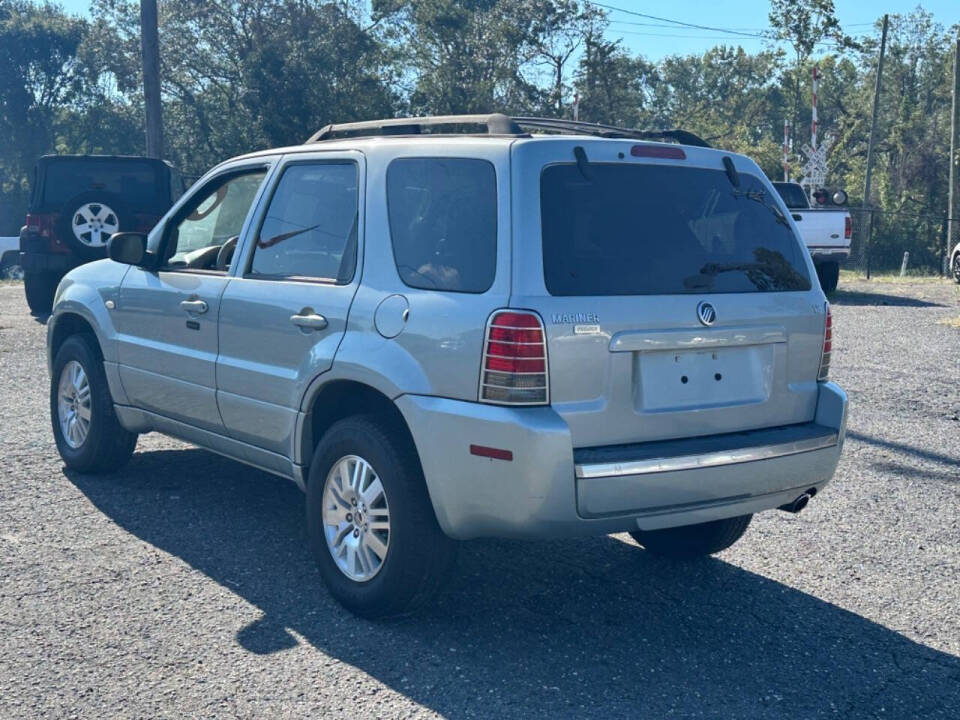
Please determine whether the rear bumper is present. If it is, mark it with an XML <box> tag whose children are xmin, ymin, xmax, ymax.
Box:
<box><xmin>398</xmin><ymin>382</ymin><xmax>847</xmax><ymax>540</ymax></box>
<box><xmin>20</xmin><ymin>251</ymin><xmax>76</xmax><ymax>274</ymax></box>
<box><xmin>809</xmin><ymin>247</ymin><xmax>850</xmax><ymax>262</ymax></box>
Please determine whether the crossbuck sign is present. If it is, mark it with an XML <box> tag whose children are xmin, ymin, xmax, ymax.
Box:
<box><xmin>798</xmin><ymin>135</ymin><xmax>834</xmax><ymax>198</ymax></box>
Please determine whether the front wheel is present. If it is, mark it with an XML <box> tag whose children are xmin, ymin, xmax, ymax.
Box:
<box><xmin>630</xmin><ymin>515</ymin><xmax>753</xmax><ymax>559</ymax></box>
<box><xmin>50</xmin><ymin>334</ymin><xmax>138</xmax><ymax>473</ymax></box>
<box><xmin>306</xmin><ymin>415</ymin><xmax>457</xmax><ymax>618</ymax></box>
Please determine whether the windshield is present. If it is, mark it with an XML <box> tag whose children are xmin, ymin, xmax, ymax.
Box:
<box><xmin>540</xmin><ymin>163</ymin><xmax>811</xmax><ymax>296</ymax></box>
<box><xmin>41</xmin><ymin>158</ymin><xmax>168</xmax><ymax>210</ymax></box>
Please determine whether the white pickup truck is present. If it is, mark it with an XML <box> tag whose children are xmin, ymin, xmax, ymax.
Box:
<box><xmin>0</xmin><ymin>236</ymin><xmax>22</xmax><ymax>278</ymax></box>
<box><xmin>772</xmin><ymin>182</ymin><xmax>851</xmax><ymax>292</ymax></box>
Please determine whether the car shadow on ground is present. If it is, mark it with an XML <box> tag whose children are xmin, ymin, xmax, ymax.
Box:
<box><xmin>828</xmin><ymin>289</ymin><xmax>945</xmax><ymax>307</ymax></box>
<box><xmin>66</xmin><ymin>448</ymin><xmax>960</xmax><ymax>718</ymax></box>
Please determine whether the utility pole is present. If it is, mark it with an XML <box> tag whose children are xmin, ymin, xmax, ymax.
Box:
<box><xmin>862</xmin><ymin>14</ymin><xmax>888</xmax><ymax>279</ymax></box>
<box><xmin>140</xmin><ymin>0</ymin><xmax>163</xmax><ymax>158</ymax></box>
<box><xmin>948</xmin><ymin>34</ymin><xmax>960</xmax><ymax>273</ymax></box>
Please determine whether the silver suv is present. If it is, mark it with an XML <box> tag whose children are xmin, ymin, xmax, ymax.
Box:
<box><xmin>47</xmin><ymin>115</ymin><xmax>847</xmax><ymax>617</ymax></box>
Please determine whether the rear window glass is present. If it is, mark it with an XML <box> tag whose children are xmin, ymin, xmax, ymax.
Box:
<box><xmin>386</xmin><ymin>158</ymin><xmax>496</xmax><ymax>293</ymax></box>
<box><xmin>41</xmin><ymin>159</ymin><xmax>167</xmax><ymax>209</ymax></box>
<box><xmin>773</xmin><ymin>183</ymin><xmax>809</xmax><ymax>209</ymax></box>
<box><xmin>541</xmin><ymin>164</ymin><xmax>811</xmax><ymax>296</ymax></box>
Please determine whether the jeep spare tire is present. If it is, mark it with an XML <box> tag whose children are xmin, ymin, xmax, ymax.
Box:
<box><xmin>57</xmin><ymin>191</ymin><xmax>132</xmax><ymax>258</ymax></box>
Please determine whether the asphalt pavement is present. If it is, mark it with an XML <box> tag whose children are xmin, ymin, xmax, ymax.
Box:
<box><xmin>1</xmin><ymin>277</ymin><xmax>959</xmax><ymax>719</ymax></box>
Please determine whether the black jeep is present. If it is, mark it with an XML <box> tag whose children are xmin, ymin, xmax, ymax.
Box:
<box><xmin>19</xmin><ymin>155</ymin><xmax>184</xmax><ymax>314</ymax></box>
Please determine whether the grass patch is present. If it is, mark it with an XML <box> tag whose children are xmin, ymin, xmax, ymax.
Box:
<box><xmin>937</xmin><ymin>315</ymin><xmax>960</xmax><ymax>328</ymax></box>
<box><xmin>839</xmin><ymin>269</ymin><xmax>946</xmax><ymax>284</ymax></box>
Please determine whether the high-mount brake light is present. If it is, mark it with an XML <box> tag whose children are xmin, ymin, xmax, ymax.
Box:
<box><xmin>630</xmin><ymin>145</ymin><xmax>686</xmax><ymax>160</ymax></box>
<box><xmin>479</xmin><ymin>310</ymin><xmax>549</xmax><ymax>405</ymax></box>
<box><xmin>818</xmin><ymin>304</ymin><xmax>832</xmax><ymax>381</ymax></box>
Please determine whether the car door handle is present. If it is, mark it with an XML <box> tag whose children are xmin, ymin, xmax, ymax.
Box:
<box><xmin>290</xmin><ymin>311</ymin><xmax>328</xmax><ymax>331</ymax></box>
<box><xmin>792</xmin><ymin>214</ymin><xmax>803</xmax><ymax>221</ymax></box>
<box><xmin>180</xmin><ymin>299</ymin><xmax>208</xmax><ymax>314</ymax></box>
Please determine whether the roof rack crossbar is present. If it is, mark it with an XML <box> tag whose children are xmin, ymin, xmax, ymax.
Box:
<box><xmin>511</xmin><ymin>118</ymin><xmax>710</xmax><ymax>147</ymax></box>
<box><xmin>307</xmin><ymin>113</ymin><xmax>524</xmax><ymax>142</ymax></box>
<box><xmin>306</xmin><ymin>114</ymin><xmax>710</xmax><ymax>148</ymax></box>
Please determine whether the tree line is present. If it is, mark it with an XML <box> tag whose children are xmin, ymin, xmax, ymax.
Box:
<box><xmin>1</xmin><ymin>0</ymin><xmax>958</xmax><ymax>270</ymax></box>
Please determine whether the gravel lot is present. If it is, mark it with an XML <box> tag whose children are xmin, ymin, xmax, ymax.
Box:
<box><xmin>1</xmin><ymin>277</ymin><xmax>959</xmax><ymax>719</ymax></box>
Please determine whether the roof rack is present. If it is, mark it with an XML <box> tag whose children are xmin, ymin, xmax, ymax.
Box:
<box><xmin>306</xmin><ymin>113</ymin><xmax>710</xmax><ymax>148</ymax></box>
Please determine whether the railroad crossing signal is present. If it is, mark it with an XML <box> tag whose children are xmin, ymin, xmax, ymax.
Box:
<box><xmin>798</xmin><ymin>135</ymin><xmax>834</xmax><ymax>198</ymax></box>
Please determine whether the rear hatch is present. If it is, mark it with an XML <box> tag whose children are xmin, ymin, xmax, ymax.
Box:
<box><xmin>509</xmin><ymin>139</ymin><xmax>827</xmax><ymax>448</ymax></box>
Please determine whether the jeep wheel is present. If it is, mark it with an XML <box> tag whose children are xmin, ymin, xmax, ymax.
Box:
<box><xmin>51</xmin><ymin>335</ymin><xmax>138</xmax><ymax>473</ymax></box>
<box><xmin>306</xmin><ymin>415</ymin><xmax>457</xmax><ymax>618</ymax></box>
<box><xmin>24</xmin><ymin>270</ymin><xmax>59</xmax><ymax>315</ymax></box>
<box><xmin>816</xmin><ymin>261</ymin><xmax>840</xmax><ymax>293</ymax></box>
<box><xmin>952</xmin><ymin>253</ymin><xmax>960</xmax><ymax>284</ymax></box>
<box><xmin>56</xmin><ymin>191</ymin><xmax>131</xmax><ymax>259</ymax></box>
<box><xmin>630</xmin><ymin>515</ymin><xmax>753</xmax><ymax>559</ymax></box>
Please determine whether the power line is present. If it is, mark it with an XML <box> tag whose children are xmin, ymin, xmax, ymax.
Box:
<box><xmin>589</xmin><ymin>2</ymin><xmax>767</xmax><ymax>39</ymax></box>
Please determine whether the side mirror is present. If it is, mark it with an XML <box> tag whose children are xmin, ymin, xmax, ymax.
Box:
<box><xmin>108</xmin><ymin>232</ymin><xmax>149</xmax><ymax>266</ymax></box>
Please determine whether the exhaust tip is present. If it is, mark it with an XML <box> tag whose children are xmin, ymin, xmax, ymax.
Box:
<box><xmin>779</xmin><ymin>491</ymin><xmax>813</xmax><ymax>514</ymax></box>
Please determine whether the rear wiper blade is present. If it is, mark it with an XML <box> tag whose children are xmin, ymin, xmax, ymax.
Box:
<box><xmin>733</xmin><ymin>189</ymin><xmax>789</xmax><ymax>226</ymax></box>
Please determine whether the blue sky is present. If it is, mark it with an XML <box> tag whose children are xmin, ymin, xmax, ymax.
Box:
<box><xmin>56</xmin><ymin>0</ymin><xmax>958</xmax><ymax>61</ymax></box>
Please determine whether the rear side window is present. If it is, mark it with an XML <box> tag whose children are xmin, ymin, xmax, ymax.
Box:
<box><xmin>541</xmin><ymin>164</ymin><xmax>811</xmax><ymax>296</ymax></box>
<box><xmin>41</xmin><ymin>159</ymin><xmax>168</xmax><ymax>210</ymax></box>
<box><xmin>250</xmin><ymin>162</ymin><xmax>358</xmax><ymax>283</ymax></box>
<box><xmin>773</xmin><ymin>183</ymin><xmax>809</xmax><ymax>209</ymax></box>
<box><xmin>387</xmin><ymin>158</ymin><xmax>496</xmax><ymax>293</ymax></box>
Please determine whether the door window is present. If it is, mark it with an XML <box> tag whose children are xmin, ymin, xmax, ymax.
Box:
<box><xmin>161</xmin><ymin>170</ymin><xmax>267</xmax><ymax>272</ymax></box>
<box><xmin>249</xmin><ymin>162</ymin><xmax>359</xmax><ymax>283</ymax></box>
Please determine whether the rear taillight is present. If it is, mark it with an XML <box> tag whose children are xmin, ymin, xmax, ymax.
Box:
<box><xmin>844</xmin><ymin>216</ymin><xmax>852</xmax><ymax>239</ymax></box>
<box><xmin>26</xmin><ymin>213</ymin><xmax>55</xmax><ymax>238</ymax></box>
<box><xmin>818</xmin><ymin>304</ymin><xmax>832</xmax><ymax>381</ymax></box>
<box><xmin>479</xmin><ymin>310</ymin><xmax>549</xmax><ymax>405</ymax></box>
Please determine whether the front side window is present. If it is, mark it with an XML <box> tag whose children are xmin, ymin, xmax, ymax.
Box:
<box><xmin>249</xmin><ymin>162</ymin><xmax>358</xmax><ymax>282</ymax></box>
<box><xmin>541</xmin><ymin>164</ymin><xmax>811</xmax><ymax>295</ymax></box>
<box><xmin>386</xmin><ymin>157</ymin><xmax>497</xmax><ymax>293</ymax></box>
<box><xmin>162</xmin><ymin>170</ymin><xmax>267</xmax><ymax>271</ymax></box>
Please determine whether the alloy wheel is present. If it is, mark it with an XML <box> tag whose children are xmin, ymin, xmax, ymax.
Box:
<box><xmin>72</xmin><ymin>202</ymin><xmax>119</xmax><ymax>247</ymax></box>
<box><xmin>58</xmin><ymin>360</ymin><xmax>91</xmax><ymax>449</ymax></box>
<box><xmin>322</xmin><ymin>455</ymin><xmax>391</xmax><ymax>582</ymax></box>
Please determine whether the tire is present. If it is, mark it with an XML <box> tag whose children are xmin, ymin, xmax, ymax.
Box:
<box><xmin>952</xmin><ymin>253</ymin><xmax>960</xmax><ymax>284</ymax></box>
<box><xmin>816</xmin><ymin>261</ymin><xmax>840</xmax><ymax>293</ymax></box>
<box><xmin>24</xmin><ymin>270</ymin><xmax>59</xmax><ymax>315</ymax></box>
<box><xmin>56</xmin><ymin>191</ymin><xmax>131</xmax><ymax>260</ymax></box>
<box><xmin>306</xmin><ymin>415</ymin><xmax>457</xmax><ymax>618</ymax></box>
<box><xmin>630</xmin><ymin>515</ymin><xmax>753</xmax><ymax>559</ymax></box>
<box><xmin>50</xmin><ymin>334</ymin><xmax>137</xmax><ymax>473</ymax></box>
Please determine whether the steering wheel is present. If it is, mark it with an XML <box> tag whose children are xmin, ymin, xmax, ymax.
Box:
<box><xmin>216</xmin><ymin>235</ymin><xmax>239</xmax><ymax>271</ymax></box>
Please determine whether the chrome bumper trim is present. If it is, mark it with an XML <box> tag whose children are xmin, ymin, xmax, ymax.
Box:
<box><xmin>575</xmin><ymin>432</ymin><xmax>840</xmax><ymax>479</ymax></box>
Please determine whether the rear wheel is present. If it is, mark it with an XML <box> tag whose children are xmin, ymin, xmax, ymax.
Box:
<box><xmin>50</xmin><ymin>334</ymin><xmax>138</xmax><ymax>473</ymax></box>
<box><xmin>952</xmin><ymin>253</ymin><xmax>960</xmax><ymax>284</ymax></box>
<box><xmin>306</xmin><ymin>415</ymin><xmax>457</xmax><ymax>618</ymax></box>
<box><xmin>816</xmin><ymin>261</ymin><xmax>840</xmax><ymax>293</ymax></box>
<box><xmin>24</xmin><ymin>270</ymin><xmax>59</xmax><ymax>315</ymax></box>
<box><xmin>630</xmin><ymin>515</ymin><xmax>753</xmax><ymax>559</ymax></box>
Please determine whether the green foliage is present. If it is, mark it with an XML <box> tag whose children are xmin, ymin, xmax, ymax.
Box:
<box><xmin>0</xmin><ymin>0</ymin><xmax>957</xmax><ymax>272</ymax></box>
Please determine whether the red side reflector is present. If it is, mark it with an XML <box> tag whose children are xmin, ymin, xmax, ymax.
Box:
<box><xmin>470</xmin><ymin>444</ymin><xmax>513</xmax><ymax>461</ymax></box>
<box><xmin>631</xmin><ymin>145</ymin><xmax>686</xmax><ymax>160</ymax></box>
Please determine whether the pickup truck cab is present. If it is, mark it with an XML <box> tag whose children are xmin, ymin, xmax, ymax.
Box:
<box><xmin>772</xmin><ymin>181</ymin><xmax>851</xmax><ymax>292</ymax></box>
<box><xmin>46</xmin><ymin>115</ymin><xmax>847</xmax><ymax>617</ymax></box>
